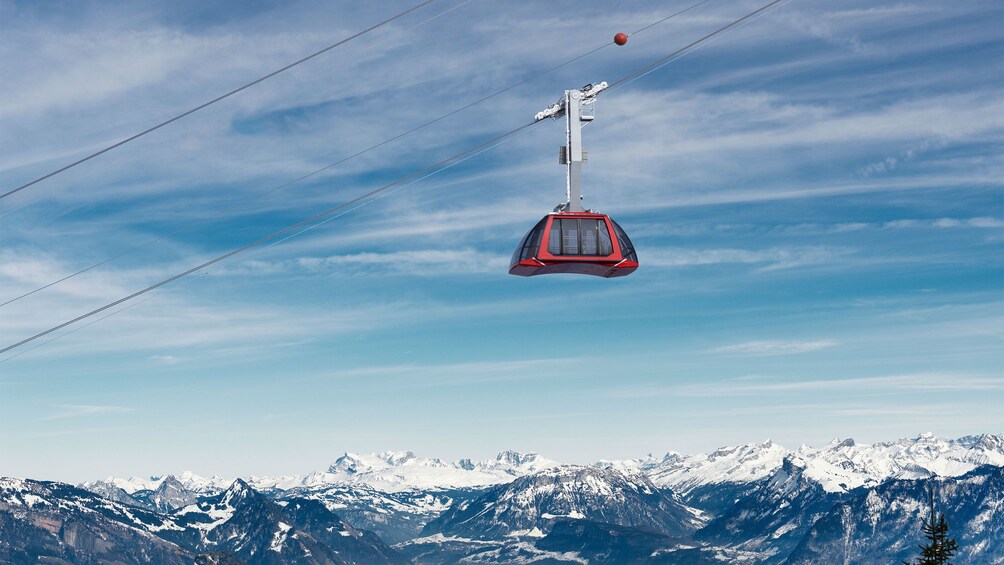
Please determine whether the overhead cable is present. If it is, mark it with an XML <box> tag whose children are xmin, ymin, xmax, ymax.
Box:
<box><xmin>607</xmin><ymin>0</ymin><xmax>787</xmax><ymax>90</ymax></box>
<box><xmin>0</xmin><ymin>0</ymin><xmax>712</xmax><ymax>309</ymax></box>
<box><xmin>0</xmin><ymin>0</ymin><xmax>790</xmax><ymax>356</ymax></box>
<box><xmin>0</xmin><ymin>122</ymin><xmax>536</xmax><ymax>356</ymax></box>
<box><xmin>0</xmin><ymin>123</ymin><xmax>535</xmax><ymax>365</ymax></box>
<box><xmin>0</xmin><ymin>0</ymin><xmax>437</xmax><ymax>201</ymax></box>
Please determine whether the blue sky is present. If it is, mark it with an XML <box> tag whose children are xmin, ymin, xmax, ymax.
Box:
<box><xmin>1</xmin><ymin>0</ymin><xmax>1002</xmax><ymax>483</ymax></box>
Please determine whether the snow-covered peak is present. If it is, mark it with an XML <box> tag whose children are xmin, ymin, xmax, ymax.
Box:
<box><xmin>0</xmin><ymin>477</ymin><xmax>44</xmax><ymax>508</ymax></box>
<box><xmin>80</xmin><ymin>434</ymin><xmax>1004</xmax><ymax>500</ymax></box>
<box><xmin>327</xmin><ymin>451</ymin><xmax>439</xmax><ymax>475</ymax></box>
<box><xmin>645</xmin><ymin>440</ymin><xmax>790</xmax><ymax>494</ymax></box>
<box><xmin>93</xmin><ymin>475</ymin><xmax>164</xmax><ymax>494</ymax></box>
<box><xmin>318</xmin><ymin>450</ymin><xmax>558</xmax><ymax>491</ymax></box>
<box><xmin>506</xmin><ymin>466</ymin><xmax>658</xmax><ymax>499</ymax></box>
<box><xmin>594</xmin><ymin>452</ymin><xmax>668</xmax><ymax>475</ymax></box>
<box><xmin>328</xmin><ymin>453</ymin><xmax>369</xmax><ymax>475</ymax></box>
<box><xmin>962</xmin><ymin>433</ymin><xmax>1004</xmax><ymax>454</ymax></box>
<box><xmin>175</xmin><ymin>471</ymin><xmax>229</xmax><ymax>493</ymax></box>
<box><xmin>245</xmin><ymin>474</ymin><xmax>305</xmax><ymax>491</ymax></box>
<box><xmin>385</xmin><ymin>450</ymin><xmax>419</xmax><ymax>466</ymax></box>
<box><xmin>423</xmin><ymin>465</ymin><xmax>703</xmax><ymax>540</ymax></box>
<box><xmin>87</xmin><ymin>450</ymin><xmax>558</xmax><ymax>496</ymax></box>
<box><xmin>0</xmin><ymin>477</ymin><xmax>28</xmax><ymax>490</ymax></box>
<box><xmin>82</xmin><ymin>470</ymin><xmax>228</xmax><ymax>496</ymax></box>
<box><xmin>495</xmin><ymin>450</ymin><xmax>533</xmax><ymax>466</ymax></box>
<box><xmin>480</xmin><ymin>450</ymin><xmax>559</xmax><ymax>475</ymax></box>
<box><xmin>632</xmin><ymin>433</ymin><xmax>1004</xmax><ymax>495</ymax></box>
<box><xmin>220</xmin><ymin>479</ymin><xmax>253</xmax><ymax>506</ymax></box>
<box><xmin>826</xmin><ymin>438</ymin><xmax>856</xmax><ymax>449</ymax></box>
<box><xmin>800</xmin><ymin>432</ymin><xmax>1004</xmax><ymax>492</ymax></box>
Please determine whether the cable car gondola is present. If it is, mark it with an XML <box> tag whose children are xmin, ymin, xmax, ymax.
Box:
<box><xmin>510</xmin><ymin>211</ymin><xmax>637</xmax><ymax>277</ymax></box>
<box><xmin>509</xmin><ymin>82</ymin><xmax>638</xmax><ymax>278</ymax></box>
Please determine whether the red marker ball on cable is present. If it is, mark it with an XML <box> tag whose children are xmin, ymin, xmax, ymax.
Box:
<box><xmin>614</xmin><ymin>32</ymin><xmax>628</xmax><ymax>46</ymax></box>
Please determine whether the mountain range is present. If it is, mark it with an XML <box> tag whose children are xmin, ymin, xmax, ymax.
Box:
<box><xmin>3</xmin><ymin>433</ymin><xmax>1001</xmax><ymax>564</ymax></box>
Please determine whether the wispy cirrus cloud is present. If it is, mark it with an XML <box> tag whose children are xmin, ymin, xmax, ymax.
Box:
<box><xmin>883</xmin><ymin>217</ymin><xmax>1004</xmax><ymax>230</ymax></box>
<box><xmin>702</xmin><ymin>375</ymin><xmax>999</xmax><ymax>397</ymax></box>
<box><xmin>726</xmin><ymin>373</ymin><xmax>1004</xmax><ymax>394</ymax></box>
<box><xmin>773</xmin><ymin>217</ymin><xmax>1004</xmax><ymax>235</ymax></box>
<box><xmin>149</xmin><ymin>354</ymin><xmax>180</xmax><ymax>364</ymax></box>
<box><xmin>641</xmin><ymin>246</ymin><xmax>852</xmax><ymax>271</ymax></box>
<box><xmin>608</xmin><ymin>373</ymin><xmax>1004</xmax><ymax>399</ymax></box>
<box><xmin>709</xmin><ymin>340</ymin><xmax>840</xmax><ymax>356</ymax></box>
<box><xmin>262</xmin><ymin>357</ymin><xmax>594</xmax><ymax>392</ymax></box>
<box><xmin>212</xmin><ymin>248</ymin><xmax>510</xmax><ymax>277</ymax></box>
<box><xmin>40</xmin><ymin>404</ymin><xmax>136</xmax><ymax>421</ymax></box>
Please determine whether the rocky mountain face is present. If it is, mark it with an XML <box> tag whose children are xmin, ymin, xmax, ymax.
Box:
<box><xmin>0</xmin><ymin>476</ymin><xmax>406</xmax><ymax>565</ymax></box>
<box><xmin>695</xmin><ymin>456</ymin><xmax>844</xmax><ymax>563</ymax></box>
<box><xmin>787</xmin><ymin>465</ymin><xmax>1004</xmax><ymax>564</ymax></box>
<box><xmin>0</xmin><ymin>477</ymin><xmax>194</xmax><ymax>564</ymax></box>
<box><xmin>146</xmin><ymin>474</ymin><xmax>202</xmax><ymax>512</ymax></box>
<box><xmin>81</xmin><ymin>471</ymin><xmax>231</xmax><ymax>498</ymax></box>
<box><xmin>171</xmin><ymin>479</ymin><xmax>410</xmax><ymax>564</ymax></box>
<box><xmin>279</xmin><ymin>497</ymin><xmax>410</xmax><ymax>564</ymax></box>
<box><xmin>172</xmin><ymin>480</ymin><xmax>340</xmax><ymax>563</ymax></box>
<box><xmin>74</xmin><ymin>474</ymin><xmax>205</xmax><ymax>514</ymax></box>
<box><xmin>422</xmin><ymin>466</ymin><xmax>703</xmax><ymax>540</ymax></box>
<box><xmin>277</xmin><ymin>483</ymin><xmax>479</xmax><ymax>544</ymax></box>
<box><xmin>397</xmin><ymin>466</ymin><xmax>713</xmax><ymax>563</ymax></box>
<box><xmin>72</xmin><ymin>478</ymin><xmax>145</xmax><ymax>508</ymax></box>
<box><xmin>536</xmin><ymin>519</ymin><xmax>761</xmax><ymax>565</ymax></box>
<box><xmin>535</xmin><ymin>519</ymin><xmax>686</xmax><ymax>564</ymax></box>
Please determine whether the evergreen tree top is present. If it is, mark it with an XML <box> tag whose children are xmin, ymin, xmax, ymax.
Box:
<box><xmin>904</xmin><ymin>486</ymin><xmax>959</xmax><ymax>565</ymax></box>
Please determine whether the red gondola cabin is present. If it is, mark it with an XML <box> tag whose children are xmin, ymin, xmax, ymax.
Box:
<box><xmin>509</xmin><ymin>211</ymin><xmax>638</xmax><ymax>278</ymax></box>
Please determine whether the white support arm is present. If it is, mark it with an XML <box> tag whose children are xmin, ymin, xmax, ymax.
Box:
<box><xmin>533</xmin><ymin>81</ymin><xmax>607</xmax><ymax>122</ymax></box>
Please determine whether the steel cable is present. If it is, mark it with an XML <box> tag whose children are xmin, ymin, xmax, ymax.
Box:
<box><xmin>0</xmin><ymin>0</ymin><xmax>790</xmax><ymax>356</ymax></box>
<box><xmin>0</xmin><ymin>122</ymin><xmax>536</xmax><ymax>356</ymax></box>
<box><xmin>0</xmin><ymin>0</ymin><xmax>711</xmax><ymax>309</ymax></box>
<box><xmin>0</xmin><ymin>0</ymin><xmax>437</xmax><ymax>200</ymax></box>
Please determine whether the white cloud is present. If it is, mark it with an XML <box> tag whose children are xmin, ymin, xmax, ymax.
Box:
<box><xmin>710</xmin><ymin>340</ymin><xmax>839</xmax><ymax>355</ymax></box>
<box><xmin>40</xmin><ymin>404</ymin><xmax>135</xmax><ymax>421</ymax></box>
<box><xmin>698</xmin><ymin>373</ymin><xmax>1003</xmax><ymax>396</ymax></box>
<box><xmin>883</xmin><ymin>217</ymin><xmax>1004</xmax><ymax>230</ymax></box>
<box><xmin>214</xmin><ymin>248</ymin><xmax>512</xmax><ymax>277</ymax></box>
<box><xmin>641</xmin><ymin>246</ymin><xmax>852</xmax><ymax>271</ymax></box>
<box><xmin>607</xmin><ymin>372</ymin><xmax>1004</xmax><ymax>399</ymax></box>
<box><xmin>298</xmin><ymin>357</ymin><xmax>591</xmax><ymax>389</ymax></box>
<box><xmin>298</xmin><ymin>249</ymin><xmax>509</xmax><ymax>275</ymax></box>
<box><xmin>149</xmin><ymin>354</ymin><xmax>180</xmax><ymax>364</ymax></box>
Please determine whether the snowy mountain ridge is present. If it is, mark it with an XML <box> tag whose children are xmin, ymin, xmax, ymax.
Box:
<box><xmin>420</xmin><ymin>465</ymin><xmax>705</xmax><ymax>541</ymax></box>
<box><xmin>1</xmin><ymin>476</ymin><xmax>406</xmax><ymax>564</ymax></box>
<box><xmin>617</xmin><ymin>432</ymin><xmax>1004</xmax><ymax>494</ymax></box>
<box><xmin>86</xmin><ymin>470</ymin><xmax>231</xmax><ymax>495</ymax></box>
<box><xmin>313</xmin><ymin>449</ymin><xmax>561</xmax><ymax>491</ymax></box>
<box><xmin>83</xmin><ymin>450</ymin><xmax>562</xmax><ymax>498</ymax></box>
<box><xmin>82</xmin><ymin>433</ymin><xmax>1004</xmax><ymax>499</ymax></box>
<box><xmin>8</xmin><ymin>463</ymin><xmax>1004</xmax><ymax>565</ymax></box>
<box><xmin>793</xmin><ymin>433</ymin><xmax>1004</xmax><ymax>492</ymax></box>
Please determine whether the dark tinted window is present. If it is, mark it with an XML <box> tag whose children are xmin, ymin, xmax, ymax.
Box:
<box><xmin>512</xmin><ymin>218</ymin><xmax>548</xmax><ymax>265</ymax></box>
<box><xmin>548</xmin><ymin>218</ymin><xmax>614</xmax><ymax>256</ymax></box>
<box><xmin>610</xmin><ymin>219</ymin><xmax>637</xmax><ymax>262</ymax></box>
<box><xmin>561</xmin><ymin>219</ymin><xmax>580</xmax><ymax>254</ymax></box>
<box><xmin>548</xmin><ymin>219</ymin><xmax>562</xmax><ymax>255</ymax></box>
